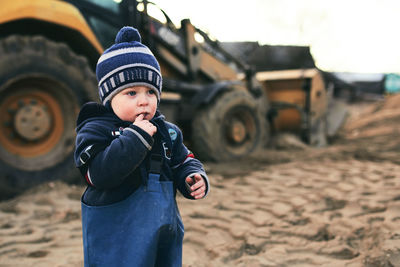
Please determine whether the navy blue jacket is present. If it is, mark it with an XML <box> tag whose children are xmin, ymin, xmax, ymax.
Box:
<box><xmin>74</xmin><ymin>102</ymin><xmax>209</xmax><ymax>206</ymax></box>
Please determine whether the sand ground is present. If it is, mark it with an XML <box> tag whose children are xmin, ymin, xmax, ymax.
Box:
<box><xmin>1</xmin><ymin>95</ymin><xmax>400</xmax><ymax>266</ymax></box>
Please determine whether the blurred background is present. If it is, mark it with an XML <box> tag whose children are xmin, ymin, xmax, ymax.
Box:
<box><xmin>153</xmin><ymin>0</ymin><xmax>400</xmax><ymax>74</ymax></box>
<box><xmin>1</xmin><ymin>1</ymin><xmax>400</xmax><ymax>266</ymax></box>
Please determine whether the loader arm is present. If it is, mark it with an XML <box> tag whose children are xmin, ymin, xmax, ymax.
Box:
<box><xmin>0</xmin><ymin>0</ymin><xmax>103</xmax><ymax>54</ymax></box>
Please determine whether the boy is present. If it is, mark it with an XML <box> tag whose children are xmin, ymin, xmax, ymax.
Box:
<box><xmin>74</xmin><ymin>26</ymin><xmax>209</xmax><ymax>267</ymax></box>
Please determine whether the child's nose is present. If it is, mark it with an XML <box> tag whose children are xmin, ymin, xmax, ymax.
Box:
<box><xmin>137</xmin><ymin>93</ymin><xmax>148</xmax><ymax>105</ymax></box>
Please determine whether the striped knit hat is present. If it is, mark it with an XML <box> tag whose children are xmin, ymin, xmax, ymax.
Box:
<box><xmin>96</xmin><ymin>26</ymin><xmax>162</xmax><ymax>105</ymax></box>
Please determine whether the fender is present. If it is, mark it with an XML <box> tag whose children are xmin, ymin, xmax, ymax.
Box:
<box><xmin>162</xmin><ymin>78</ymin><xmax>242</xmax><ymax>106</ymax></box>
<box><xmin>0</xmin><ymin>0</ymin><xmax>103</xmax><ymax>54</ymax></box>
<box><xmin>191</xmin><ymin>81</ymin><xmax>242</xmax><ymax>106</ymax></box>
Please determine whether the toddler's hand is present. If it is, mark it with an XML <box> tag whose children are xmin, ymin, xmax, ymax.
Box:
<box><xmin>133</xmin><ymin>114</ymin><xmax>157</xmax><ymax>136</ymax></box>
<box><xmin>186</xmin><ymin>173</ymin><xmax>206</xmax><ymax>199</ymax></box>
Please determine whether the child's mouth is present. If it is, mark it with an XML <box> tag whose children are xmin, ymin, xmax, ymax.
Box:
<box><xmin>138</xmin><ymin>112</ymin><xmax>148</xmax><ymax>119</ymax></box>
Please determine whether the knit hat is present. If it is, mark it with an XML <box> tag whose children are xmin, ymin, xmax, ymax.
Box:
<box><xmin>96</xmin><ymin>26</ymin><xmax>162</xmax><ymax>105</ymax></box>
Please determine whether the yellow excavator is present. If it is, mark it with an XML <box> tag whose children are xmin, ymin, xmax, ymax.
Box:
<box><xmin>0</xmin><ymin>0</ymin><xmax>345</xmax><ymax>198</ymax></box>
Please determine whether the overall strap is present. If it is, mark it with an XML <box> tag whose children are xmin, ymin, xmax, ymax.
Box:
<box><xmin>145</xmin><ymin>133</ymin><xmax>164</xmax><ymax>191</ymax></box>
<box><xmin>147</xmin><ymin>154</ymin><xmax>162</xmax><ymax>190</ymax></box>
<box><xmin>149</xmin><ymin>154</ymin><xmax>163</xmax><ymax>175</ymax></box>
<box><xmin>148</xmin><ymin>131</ymin><xmax>164</xmax><ymax>178</ymax></box>
<box><xmin>78</xmin><ymin>143</ymin><xmax>108</xmax><ymax>183</ymax></box>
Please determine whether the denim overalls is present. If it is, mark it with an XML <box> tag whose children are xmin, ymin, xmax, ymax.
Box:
<box><xmin>81</xmin><ymin>153</ymin><xmax>184</xmax><ymax>266</ymax></box>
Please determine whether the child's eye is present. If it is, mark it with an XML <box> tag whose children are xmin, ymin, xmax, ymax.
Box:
<box><xmin>148</xmin><ymin>90</ymin><xmax>155</xmax><ymax>95</ymax></box>
<box><xmin>127</xmin><ymin>91</ymin><xmax>136</xmax><ymax>96</ymax></box>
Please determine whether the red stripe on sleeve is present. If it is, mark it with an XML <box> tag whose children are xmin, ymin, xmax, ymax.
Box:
<box><xmin>181</xmin><ymin>152</ymin><xmax>195</xmax><ymax>165</ymax></box>
<box><xmin>85</xmin><ymin>172</ymin><xmax>94</xmax><ymax>186</ymax></box>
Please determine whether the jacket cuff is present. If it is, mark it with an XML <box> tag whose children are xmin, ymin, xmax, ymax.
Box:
<box><xmin>125</xmin><ymin>124</ymin><xmax>154</xmax><ymax>150</ymax></box>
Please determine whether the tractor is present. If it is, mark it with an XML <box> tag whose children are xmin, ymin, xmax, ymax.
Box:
<box><xmin>0</xmin><ymin>0</ymin><xmax>342</xmax><ymax>198</ymax></box>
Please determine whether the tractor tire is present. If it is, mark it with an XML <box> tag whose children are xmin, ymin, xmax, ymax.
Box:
<box><xmin>192</xmin><ymin>89</ymin><xmax>268</xmax><ymax>161</ymax></box>
<box><xmin>0</xmin><ymin>35</ymin><xmax>97</xmax><ymax>199</ymax></box>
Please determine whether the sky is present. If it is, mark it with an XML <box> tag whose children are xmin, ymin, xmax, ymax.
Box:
<box><xmin>150</xmin><ymin>0</ymin><xmax>400</xmax><ymax>74</ymax></box>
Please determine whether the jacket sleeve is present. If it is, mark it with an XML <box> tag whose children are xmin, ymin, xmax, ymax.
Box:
<box><xmin>75</xmin><ymin>122</ymin><xmax>153</xmax><ymax>189</ymax></box>
<box><xmin>169</xmin><ymin>124</ymin><xmax>210</xmax><ymax>199</ymax></box>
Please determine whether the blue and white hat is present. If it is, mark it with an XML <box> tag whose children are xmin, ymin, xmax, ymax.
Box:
<box><xmin>96</xmin><ymin>26</ymin><xmax>162</xmax><ymax>105</ymax></box>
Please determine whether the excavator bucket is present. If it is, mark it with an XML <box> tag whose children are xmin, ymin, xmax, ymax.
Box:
<box><xmin>256</xmin><ymin>68</ymin><xmax>348</xmax><ymax>146</ymax></box>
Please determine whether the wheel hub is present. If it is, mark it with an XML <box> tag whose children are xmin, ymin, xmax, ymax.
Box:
<box><xmin>14</xmin><ymin>104</ymin><xmax>51</xmax><ymax>141</ymax></box>
<box><xmin>228</xmin><ymin>119</ymin><xmax>247</xmax><ymax>144</ymax></box>
<box><xmin>0</xmin><ymin>87</ymin><xmax>64</xmax><ymax>159</ymax></box>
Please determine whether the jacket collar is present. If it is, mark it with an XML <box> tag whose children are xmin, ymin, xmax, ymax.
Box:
<box><xmin>76</xmin><ymin>102</ymin><xmax>166</xmax><ymax>133</ymax></box>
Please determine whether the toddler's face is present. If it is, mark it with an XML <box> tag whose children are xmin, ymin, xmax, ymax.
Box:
<box><xmin>111</xmin><ymin>86</ymin><xmax>157</xmax><ymax>122</ymax></box>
